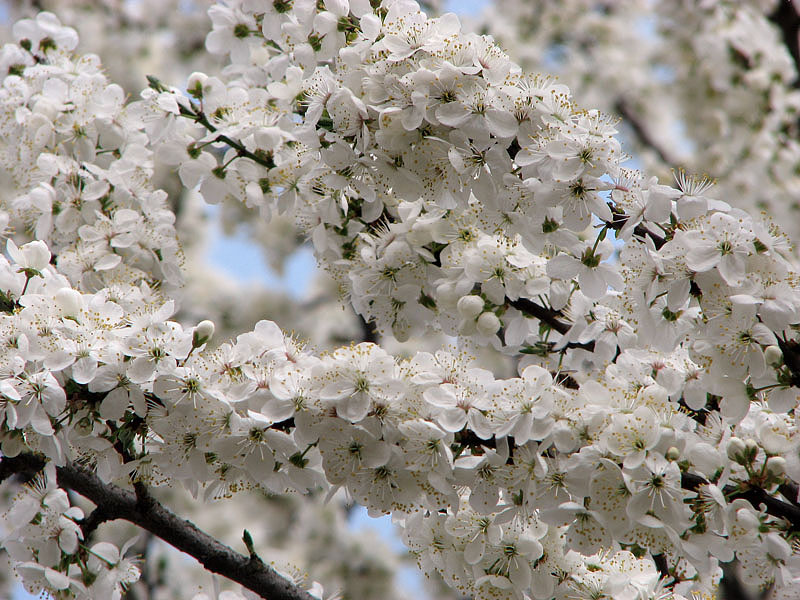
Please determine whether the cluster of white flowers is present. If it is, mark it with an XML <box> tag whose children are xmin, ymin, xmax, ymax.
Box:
<box><xmin>0</xmin><ymin>13</ymin><xmax>184</xmax><ymax>294</ymax></box>
<box><xmin>1</xmin><ymin>0</ymin><xmax>220</xmax><ymax>95</ymax></box>
<box><xmin>2</xmin><ymin>1</ymin><xmax>800</xmax><ymax>600</ymax></box>
<box><xmin>479</xmin><ymin>0</ymin><xmax>800</xmax><ymax>245</ymax></box>
<box><xmin>2</xmin><ymin>464</ymin><xmax>140</xmax><ymax>598</ymax></box>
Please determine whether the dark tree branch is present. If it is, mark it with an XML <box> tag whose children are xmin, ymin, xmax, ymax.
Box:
<box><xmin>508</xmin><ymin>297</ymin><xmax>571</xmax><ymax>335</ymax></box>
<box><xmin>0</xmin><ymin>454</ymin><xmax>316</xmax><ymax>600</ymax></box>
<box><xmin>777</xmin><ymin>337</ymin><xmax>800</xmax><ymax>388</ymax></box>
<box><xmin>605</xmin><ymin>209</ymin><xmax>667</xmax><ymax>250</ymax></box>
<box><xmin>80</xmin><ymin>506</ymin><xmax>112</xmax><ymax>538</ymax></box>
<box><xmin>769</xmin><ymin>0</ymin><xmax>800</xmax><ymax>88</ymax></box>
<box><xmin>682</xmin><ymin>471</ymin><xmax>800</xmax><ymax>530</ymax></box>
<box><xmin>0</xmin><ymin>452</ymin><xmax>43</xmax><ymax>483</ymax></box>
<box><xmin>719</xmin><ymin>560</ymin><xmax>753</xmax><ymax>600</ymax></box>
<box><xmin>780</xmin><ymin>480</ymin><xmax>800</xmax><ymax>504</ymax></box>
<box><xmin>651</xmin><ymin>553</ymin><xmax>671</xmax><ymax>583</ymax></box>
<box><xmin>507</xmin><ymin>297</ymin><xmax>595</xmax><ymax>353</ymax></box>
<box><xmin>357</xmin><ymin>312</ymin><xmax>379</xmax><ymax>344</ymax></box>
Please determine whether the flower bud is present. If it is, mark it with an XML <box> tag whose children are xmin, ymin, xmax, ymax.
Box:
<box><xmin>8</xmin><ymin>239</ymin><xmax>50</xmax><ymax>271</ymax></box>
<box><xmin>457</xmin><ymin>295</ymin><xmax>484</xmax><ymax>319</ymax></box>
<box><xmin>665</xmin><ymin>447</ymin><xmax>680</xmax><ymax>461</ymax></box>
<box><xmin>766</xmin><ymin>456</ymin><xmax>787</xmax><ymax>478</ymax></box>
<box><xmin>476</xmin><ymin>312</ymin><xmax>501</xmax><ymax>336</ymax></box>
<box><xmin>55</xmin><ymin>288</ymin><xmax>82</xmax><ymax>317</ymax></box>
<box><xmin>192</xmin><ymin>319</ymin><xmax>215</xmax><ymax>348</ymax></box>
<box><xmin>727</xmin><ymin>437</ymin><xmax>746</xmax><ymax>462</ymax></box>
<box><xmin>765</xmin><ymin>345</ymin><xmax>783</xmax><ymax>367</ymax></box>
<box><xmin>187</xmin><ymin>72</ymin><xmax>208</xmax><ymax>99</ymax></box>
<box><xmin>735</xmin><ymin>507</ymin><xmax>761</xmax><ymax>532</ymax></box>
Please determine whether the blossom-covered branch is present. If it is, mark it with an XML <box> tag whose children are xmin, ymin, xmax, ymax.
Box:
<box><xmin>0</xmin><ymin>454</ymin><xmax>316</xmax><ymax>600</ymax></box>
<box><xmin>3</xmin><ymin>2</ymin><xmax>800</xmax><ymax>600</ymax></box>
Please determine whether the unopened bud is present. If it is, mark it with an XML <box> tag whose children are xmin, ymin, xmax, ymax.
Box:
<box><xmin>727</xmin><ymin>437</ymin><xmax>746</xmax><ymax>463</ymax></box>
<box><xmin>735</xmin><ymin>507</ymin><xmax>760</xmax><ymax>531</ymax></box>
<box><xmin>192</xmin><ymin>319</ymin><xmax>215</xmax><ymax>348</ymax></box>
<box><xmin>765</xmin><ymin>345</ymin><xmax>783</xmax><ymax>367</ymax></box>
<box><xmin>476</xmin><ymin>311</ymin><xmax>501</xmax><ymax>336</ymax></box>
<box><xmin>55</xmin><ymin>288</ymin><xmax>82</xmax><ymax>317</ymax></box>
<box><xmin>665</xmin><ymin>447</ymin><xmax>680</xmax><ymax>461</ymax></box>
<box><xmin>766</xmin><ymin>456</ymin><xmax>787</xmax><ymax>478</ymax></box>
<box><xmin>187</xmin><ymin>72</ymin><xmax>208</xmax><ymax>99</ymax></box>
<box><xmin>457</xmin><ymin>295</ymin><xmax>484</xmax><ymax>319</ymax></box>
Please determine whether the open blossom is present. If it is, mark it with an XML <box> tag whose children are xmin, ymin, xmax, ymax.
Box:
<box><xmin>546</xmin><ymin>239</ymin><xmax>623</xmax><ymax>299</ymax></box>
<box><xmin>679</xmin><ymin>211</ymin><xmax>755</xmax><ymax>285</ymax></box>
<box><xmin>319</xmin><ymin>344</ymin><xmax>403</xmax><ymax>423</ymax></box>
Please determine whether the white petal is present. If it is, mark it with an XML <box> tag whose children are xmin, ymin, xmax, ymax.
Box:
<box><xmin>45</xmin><ymin>568</ymin><xmax>70</xmax><ymax>590</ymax></box>
<box><xmin>464</xmin><ymin>536</ymin><xmax>485</xmax><ymax>564</ymax></box>
<box><xmin>546</xmin><ymin>253</ymin><xmax>579</xmax><ymax>279</ymax></box>
<box><xmin>99</xmin><ymin>388</ymin><xmax>129</xmax><ymax>420</ymax></box>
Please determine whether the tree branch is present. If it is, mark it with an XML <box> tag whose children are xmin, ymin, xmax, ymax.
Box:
<box><xmin>357</xmin><ymin>312</ymin><xmax>379</xmax><ymax>344</ymax></box>
<box><xmin>0</xmin><ymin>455</ymin><xmax>316</xmax><ymax>600</ymax></box>
<box><xmin>719</xmin><ymin>560</ymin><xmax>755</xmax><ymax>600</ymax></box>
<box><xmin>80</xmin><ymin>506</ymin><xmax>112</xmax><ymax>538</ymax></box>
<box><xmin>651</xmin><ymin>553</ymin><xmax>671</xmax><ymax>583</ymax></box>
<box><xmin>507</xmin><ymin>297</ymin><xmax>571</xmax><ymax>335</ymax></box>
<box><xmin>768</xmin><ymin>0</ymin><xmax>800</xmax><ymax>88</ymax></box>
<box><xmin>682</xmin><ymin>471</ymin><xmax>800</xmax><ymax>530</ymax></box>
<box><xmin>604</xmin><ymin>209</ymin><xmax>667</xmax><ymax>250</ymax></box>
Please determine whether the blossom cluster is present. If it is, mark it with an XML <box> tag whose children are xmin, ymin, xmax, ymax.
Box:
<box><xmin>479</xmin><ymin>0</ymin><xmax>800</xmax><ymax>244</ymax></box>
<box><xmin>2</xmin><ymin>464</ymin><xmax>140</xmax><ymax>598</ymax></box>
<box><xmin>1</xmin><ymin>2</ymin><xmax>800</xmax><ymax>600</ymax></box>
<box><xmin>0</xmin><ymin>12</ymin><xmax>183</xmax><ymax>293</ymax></box>
<box><xmin>0</xmin><ymin>229</ymin><xmax>797</xmax><ymax>599</ymax></box>
<box><xmin>0</xmin><ymin>239</ymin><xmax>707</xmax><ymax>598</ymax></box>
